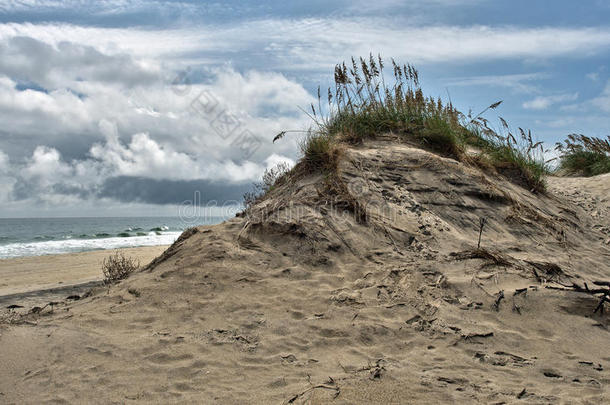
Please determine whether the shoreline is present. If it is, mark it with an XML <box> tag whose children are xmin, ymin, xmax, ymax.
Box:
<box><xmin>0</xmin><ymin>245</ymin><xmax>169</xmax><ymax>306</ymax></box>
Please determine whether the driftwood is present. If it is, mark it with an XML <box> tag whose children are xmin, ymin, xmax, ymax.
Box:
<box><xmin>286</xmin><ymin>377</ymin><xmax>340</xmax><ymax>404</ymax></box>
<box><xmin>492</xmin><ymin>290</ymin><xmax>505</xmax><ymax>311</ymax></box>
<box><xmin>593</xmin><ymin>295</ymin><xmax>610</xmax><ymax>315</ymax></box>
<box><xmin>546</xmin><ymin>281</ymin><xmax>610</xmax><ymax>314</ymax></box>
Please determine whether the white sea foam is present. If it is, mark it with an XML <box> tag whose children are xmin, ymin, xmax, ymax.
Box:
<box><xmin>0</xmin><ymin>232</ymin><xmax>181</xmax><ymax>259</ymax></box>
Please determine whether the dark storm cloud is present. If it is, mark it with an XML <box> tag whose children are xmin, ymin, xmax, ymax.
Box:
<box><xmin>0</xmin><ymin>129</ymin><xmax>102</xmax><ymax>163</ymax></box>
<box><xmin>10</xmin><ymin>178</ymin><xmax>92</xmax><ymax>201</ymax></box>
<box><xmin>51</xmin><ymin>183</ymin><xmax>92</xmax><ymax>200</ymax></box>
<box><xmin>98</xmin><ymin>176</ymin><xmax>252</xmax><ymax>205</ymax></box>
<box><xmin>11</xmin><ymin>179</ymin><xmax>33</xmax><ymax>201</ymax></box>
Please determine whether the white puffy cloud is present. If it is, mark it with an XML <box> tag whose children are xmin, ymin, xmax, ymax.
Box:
<box><xmin>23</xmin><ymin>146</ymin><xmax>73</xmax><ymax>182</ymax></box>
<box><xmin>6</xmin><ymin>130</ymin><xmax>270</xmax><ymax>208</ymax></box>
<box><xmin>0</xmin><ymin>75</ymin><xmax>92</xmax><ymax>141</ymax></box>
<box><xmin>209</xmin><ymin>69</ymin><xmax>314</xmax><ymax>116</ymax></box>
<box><xmin>264</xmin><ymin>153</ymin><xmax>295</xmax><ymax>171</ymax></box>
<box><xmin>0</xmin><ymin>45</ymin><xmax>314</xmax><ymax>165</ymax></box>
<box><xmin>0</xmin><ymin>31</ymin><xmax>315</xmax><ymax>213</ymax></box>
<box><xmin>89</xmin><ymin>129</ymin><xmax>266</xmax><ymax>182</ymax></box>
<box><xmin>522</xmin><ymin>93</ymin><xmax>578</xmax><ymax>110</ymax></box>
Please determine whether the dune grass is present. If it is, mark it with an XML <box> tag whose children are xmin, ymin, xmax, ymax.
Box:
<box><xmin>555</xmin><ymin>134</ymin><xmax>610</xmax><ymax>176</ymax></box>
<box><xmin>243</xmin><ymin>161</ymin><xmax>291</xmax><ymax>209</ymax></box>
<box><xmin>311</xmin><ymin>56</ymin><xmax>468</xmax><ymax>159</ymax></box>
<box><xmin>299</xmin><ymin>132</ymin><xmax>339</xmax><ymax>172</ymax></box>
<box><xmin>294</xmin><ymin>55</ymin><xmax>549</xmax><ymax>192</ymax></box>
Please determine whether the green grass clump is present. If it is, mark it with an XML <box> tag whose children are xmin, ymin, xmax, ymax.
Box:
<box><xmin>299</xmin><ymin>132</ymin><xmax>339</xmax><ymax>172</ymax></box>
<box><xmin>485</xmin><ymin>145</ymin><xmax>547</xmax><ymax>191</ymax></box>
<box><xmin>419</xmin><ymin>114</ymin><xmax>465</xmax><ymax>158</ymax></box>
<box><xmin>472</xmin><ymin>123</ymin><xmax>548</xmax><ymax>192</ymax></box>
<box><xmin>313</xmin><ymin>55</ymin><xmax>466</xmax><ymax>159</ymax></box>
<box><xmin>555</xmin><ymin>134</ymin><xmax>610</xmax><ymax>176</ymax></box>
<box><xmin>277</xmin><ymin>55</ymin><xmax>550</xmax><ymax>193</ymax></box>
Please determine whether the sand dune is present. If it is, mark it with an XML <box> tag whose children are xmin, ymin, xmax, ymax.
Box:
<box><xmin>1</xmin><ymin>139</ymin><xmax>608</xmax><ymax>403</ymax></box>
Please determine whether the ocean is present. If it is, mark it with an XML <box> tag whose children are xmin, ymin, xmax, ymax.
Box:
<box><xmin>0</xmin><ymin>216</ymin><xmax>226</xmax><ymax>259</ymax></box>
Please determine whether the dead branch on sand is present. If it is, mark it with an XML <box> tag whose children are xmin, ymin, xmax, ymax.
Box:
<box><xmin>285</xmin><ymin>377</ymin><xmax>340</xmax><ymax>404</ymax></box>
<box><xmin>545</xmin><ymin>281</ymin><xmax>610</xmax><ymax>314</ymax></box>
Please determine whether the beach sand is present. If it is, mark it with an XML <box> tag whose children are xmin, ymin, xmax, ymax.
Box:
<box><xmin>0</xmin><ymin>246</ymin><xmax>168</xmax><ymax>307</ymax></box>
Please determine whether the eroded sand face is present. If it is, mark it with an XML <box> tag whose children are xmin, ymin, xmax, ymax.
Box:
<box><xmin>1</xmin><ymin>140</ymin><xmax>608</xmax><ymax>403</ymax></box>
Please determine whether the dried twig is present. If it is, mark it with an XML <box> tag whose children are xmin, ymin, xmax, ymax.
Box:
<box><xmin>477</xmin><ymin>217</ymin><xmax>487</xmax><ymax>249</ymax></box>
<box><xmin>546</xmin><ymin>281</ymin><xmax>610</xmax><ymax>314</ymax></box>
<box><xmin>593</xmin><ymin>294</ymin><xmax>609</xmax><ymax>315</ymax></box>
<box><xmin>492</xmin><ymin>290</ymin><xmax>505</xmax><ymax>311</ymax></box>
<box><xmin>286</xmin><ymin>379</ymin><xmax>340</xmax><ymax>404</ymax></box>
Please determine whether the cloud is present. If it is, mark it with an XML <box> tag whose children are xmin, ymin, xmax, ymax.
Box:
<box><xmin>89</xmin><ymin>128</ymin><xmax>268</xmax><ymax>182</ymax></box>
<box><xmin>590</xmin><ymin>80</ymin><xmax>610</xmax><ymax>112</ymax></box>
<box><xmin>0</xmin><ymin>0</ymin><xmax>197</xmax><ymax>18</ymax></box>
<box><xmin>209</xmin><ymin>69</ymin><xmax>314</xmax><ymax>116</ymax></box>
<box><xmin>264</xmin><ymin>154</ymin><xmax>295</xmax><ymax>171</ymax></box>
<box><xmin>445</xmin><ymin>73</ymin><xmax>548</xmax><ymax>93</ymax></box>
<box><xmin>0</xmin><ymin>36</ymin><xmax>160</xmax><ymax>89</ymax></box>
<box><xmin>343</xmin><ymin>0</ymin><xmax>481</xmax><ymax>13</ymax></box>
<box><xmin>586</xmin><ymin>72</ymin><xmax>600</xmax><ymax>81</ymax></box>
<box><xmin>0</xmin><ymin>150</ymin><xmax>16</xmax><ymax>203</ymax></box>
<box><xmin>4</xmin><ymin>121</ymin><xmax>301</xmax><ymax>208</ymax></box>
<box><xmin>522</xmin><ymin>93</ymin><xmax>578</xmax><ymax>110</ymax></box>
<box><xmin>2</xmin><ymin>22</ymin><xmax>610</xmax><ymax>69</ymax></box>
<box><xmin>558</xmin><ymin>80</ymin><xmax>610</xmax><ymax>114</ymax></box>
<box><xmin>0</xmin><ymin>32</ymin><xmax>315</xmax><ymax>211</ymax></box>
<box><xmin>0</xmin><ymin>0</ymin><xmax>482</xmax><ymax>25</ymax></box>
<box><xmin>98</xmin><ymin>176</ymin><xmax>251</xmax><ymax>205</ymax></box>
<box><xmin>22</xmin><ymin>146</ymin><xmax>73</xmax><ymax>184</ymax></box>
<box><xmin>0</xmin><ymin>42</ymin><xmax>313</xmax><ymax>163</ymax></box>
<box><xmin>0</xmin><ymin>1</ymin><xmax>121</xmax><ymax>11</ymax></box>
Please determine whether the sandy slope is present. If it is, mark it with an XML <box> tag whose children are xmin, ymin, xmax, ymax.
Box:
<box><xmin>547</xmin><ymin>173</ymin><xmax>610</xmax><ymax>246</ymax></box>
<box><xmin>1</xmin><ymin>139</ymin><xmax>609</xmax><ymax>404</ymax></box>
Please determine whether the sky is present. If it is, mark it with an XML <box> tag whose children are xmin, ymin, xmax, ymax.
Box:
<box><xmin>0</xmin><ymin>0</ymin><xmax>608</xmax><ymax>217</ymax></box>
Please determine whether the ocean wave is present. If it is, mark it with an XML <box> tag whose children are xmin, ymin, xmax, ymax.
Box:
<box><xmin>0</xmin><ymin>232</ymin><xmax>181</xmax><ymax>259</ymax></box>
